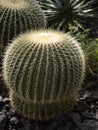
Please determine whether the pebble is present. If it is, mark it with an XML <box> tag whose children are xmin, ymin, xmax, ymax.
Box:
<box><xmin>0</xmin><ymin>109</ymin><xmax>7</xmax><ymax>115</ymax></box>
<box><xmin>82</xmin><ymin>110</ymin><xmax>95</xmax><ymax>119</ymax></box>
<box><xmin>48</xmin><ymin>120</ymin><xmax>58</xmax><ymax>128</ymax></box>
<box><xmin>10</xmin><ymin>117</ymin><xmax>19</xmax><ymax>125</ymax></box>
<box><xmin>8</xmin><ymin>109</ymin><xmax>16</xmax><ymax>118</ymax></box>
<box><xmin>0</xmin><ymin>91</ymin><xmax>8</xmax><ymax>98</ymax></box>
<box><xmin>3</xmin><ymin>97</ymin><xmax>10</xmax><ymax>104</ymax></box>
<box><xmin>21</xmin><ymin>120</ymin><xmax>33</xmax><ymax>130</ymax></box>
<box><xmin>69</xmin><ymin>113</ymin><xmax>81</xmax><ymax>124</ymax></box>
<box><xmin>57</xmin><ymin>125</ymin><xmax>66</xmax><ymax>130</ymax></box>
<box><xmin>0</xmin><ymin>114</ymin><xmax>7</xmax><ymax>129</ymax></box>
<box><xmin>24</xmin><ymin>123</ymin><xmax>31</xmax><ymax>130</ymax></box>
<box><xmin>80</xmin><ymin>120</ymin><xmax>98</xmax><ymax>130</ymax></box>
<box><xmin>4</xmin><ymin>104</ymin><xmax>10</xmax><ymax>111</ymax></box>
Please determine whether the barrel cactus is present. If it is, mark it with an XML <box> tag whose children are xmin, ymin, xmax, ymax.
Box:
<box><xmin>0</xmin><ymin>0</ymin><xmax>46</xmax><ymax>58</ymax></box>
<box><xmin>3</xmin><ymin>30</ymin><xmax>85</xmax><ymax>120</ymax></box>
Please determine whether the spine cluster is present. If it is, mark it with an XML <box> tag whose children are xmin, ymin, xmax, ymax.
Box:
<box><xmin>0</xmin><ymin>0</ymin><xmax>46</xmax><ymax>58</ymax></box>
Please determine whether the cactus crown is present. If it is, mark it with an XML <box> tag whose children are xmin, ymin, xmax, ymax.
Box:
<box><xmin>0</xmin><ymin>0</ymin><xmax>29</xmax><ymax>10</ymax></box>
<box><xmin>21</xmin><ymin>30</ymin><xmax>67</xmax><ymax>44</ymax></box>
<box><xmin>3</xmin><ymin>30</ymin><xmax>85</xmax><ymax>120</ymax></box>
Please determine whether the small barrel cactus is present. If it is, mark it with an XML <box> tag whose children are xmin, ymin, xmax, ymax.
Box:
<box><xmin>0</xmin><ymin>0</ymin><xmax>46</xmax><ymax>58</ymax></box>
<box><xmin>3</xmin><ymin>30</ymin><xmax>85</xmax><ymax>120</ymax></box>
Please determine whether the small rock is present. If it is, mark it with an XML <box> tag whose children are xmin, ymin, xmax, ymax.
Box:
<box><xmin>8</xmin><ymin>109</ymin><xmax>15</xmax><ymax>118</ymax></box>
<box><xmin>69</xmin><ymin>113</ymin><xmax>81</xmax><ymax>124</ymax></box>
<box><xmin>48</xmin><ymin>120</ymin><xmax>58</xmax><ymax>128</ymax></box>
<box><xmin>0</xmin><ymin>109</ymin><xmax>7</xmax><ymax>115</ymax></box>
<box><xmin>82</xmin><ymin>110</ymin><xmax>95</xmax><ymax>119</ymax></box>
<box><xmin>0</xmin><ymin>114</ymin><xmax>7</xmax><ymax>129</ymax></box>
<box><xmin>3</xmin><ymin>97</ymin><xmax>10</xmax><ymax>104</ymax></box>
<box><xmin>23</xmin><ymin>123</ymin><xmax>31</xmax><ymax>130</ymax></box>
<box><xmin>0</xmin><ymin>106</ymin><xmax>3</xmax><ymax>111</ymax></box>
<box><xmin>9</xmin><ymin>125</ymin><xmax>16</xmax><ymax>130</ymax></box>
<box><xmin>10</xmin><ymin>117</ymin><xmax>19</xmax><ymax>126</ymax></box>
<box><xmin>65</xmin><ymin>122</ymin><xmax>74</xmax><ymax>130</ymax></box>
<box><xmin>76</xmin><ymin>100</ymin><xmax>89</xmax><ymax>111</ymax></box>
<box><xmin>1</xmin><ymin>91</ymin><xmax>8</xmax><ymax>98</ymax></box>
<box><xmin>57</xmin><ymin>125</ymin><xmax>66</xmax><ymax>130</ymax></box>
<box><xmin>80</xmin><ymin>120</ymin><xmax>98</xmax><ymax>130</ymax></box>
<box><xmin>4</xmin><ymin>104</ymin><xmax>10</xmax><ymax>111</ymax></box>
<box><xmin>91</xmin><ymin>91</ymin><xmax>98</xmax><ymax>100</ymax></box>
<box><xmin>33</xmin><ymin>126</ymin><xmax>41</xmax><ymax>130</ymax></box>
<box><xmin>20</xmin><ymin>118</ymin><xmax>32</xmax><ymax>128</ymax></box>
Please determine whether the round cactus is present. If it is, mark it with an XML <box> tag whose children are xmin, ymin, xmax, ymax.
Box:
<box><xmin>0</xmin><ymin>0</ymin><xmax>46</xmax><ymax>58</ymax></box>
<box><xmin>3</xmin><ymin>30</ymin><xmax>85</xmax><ymax>120</ymax></box>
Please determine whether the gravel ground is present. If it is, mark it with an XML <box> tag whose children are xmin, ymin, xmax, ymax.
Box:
<box><xmin>0</xmin><ymin>76</ymin><xmax>98</xmax><ymax>130</ymax></box>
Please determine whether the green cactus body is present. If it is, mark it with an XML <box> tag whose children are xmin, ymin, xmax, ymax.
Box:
<box><xmin>0</xmin><ymin>0</ymin><xmax>46</xmax><ymax>58</ymax></box>
<box><xmin>3</xmin><ymin>30</ymin><xmax>85</xmax><ymax>120</ymax></box>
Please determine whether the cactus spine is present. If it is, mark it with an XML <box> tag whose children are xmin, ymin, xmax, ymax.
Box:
<box><xmin>0</xmin><ymin>0</ymin><xmax>46</xmax><ymax>58</ymax></box>
<box><xmin>3</xmin><ymin>30</ymin><xmax>85</xmax><ymax>120</ymax></box>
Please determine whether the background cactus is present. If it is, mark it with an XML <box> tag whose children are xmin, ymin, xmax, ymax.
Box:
<box><xmin>3</xmin><ymin>30</ymin><xmax>85</xmax><ymax>120</ymax></box>
<box><xmin>0</xmin><ymin>0</ymin><xmax>46</xmax><ymax>59</ymax></box>
<box><xmin>40</xmin><ymin>0</ymin><xmax>98</xmax><ymax>30</ymax></box>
